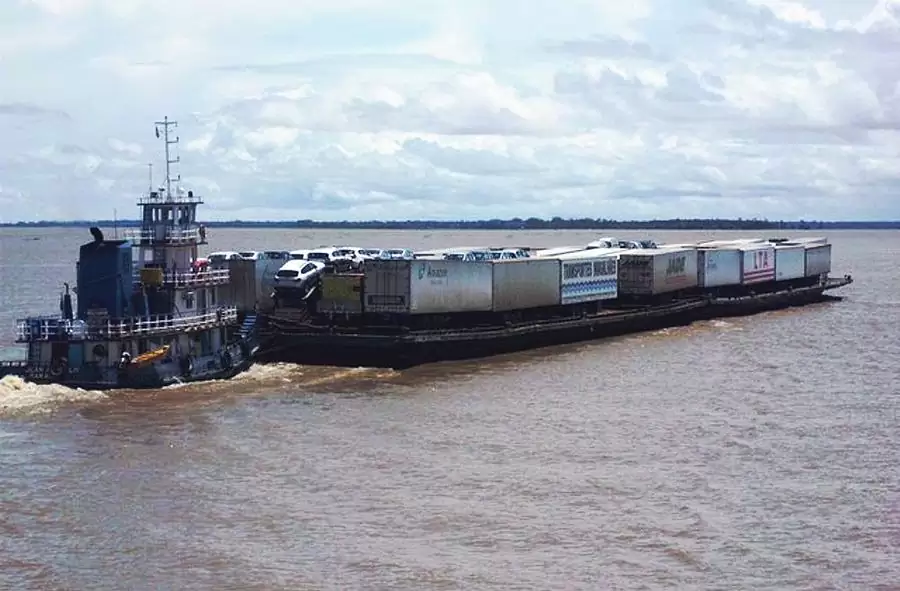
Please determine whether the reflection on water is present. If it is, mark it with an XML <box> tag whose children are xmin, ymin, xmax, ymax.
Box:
<box><xmin>0</xmin><ymin>228</ymin><xmax>897</xmax><ymax>589</ymax></box>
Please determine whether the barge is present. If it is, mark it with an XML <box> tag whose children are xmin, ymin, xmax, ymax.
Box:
<box><xmin>255</xmin><ymin>240</ymin><xmax>853</xmax><ymax>369</ymax></box>
<box><xmin>3</xmin><ymin>117</ymin><xmax>259</xmax><ymax>389</ymax></box>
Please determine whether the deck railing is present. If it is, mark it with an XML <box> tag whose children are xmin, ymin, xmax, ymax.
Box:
<box><xmin>134</xmin><ymin>268</ymin><xmax>231</xmax><ymax>287</ymax></box>
<box><xmin>122</xmin><ymin>226</ymin><xmax>204</xmax><ymax>244</ymax></box>
<box><xmin>16</xmin><ymin>307</ymin><xmax>238</xmax><ymax>342</ymax></box>
<box><xmin>137</xmin><ymin>192</ymin><xmax>203</xmax><ymax>205</ymax></box>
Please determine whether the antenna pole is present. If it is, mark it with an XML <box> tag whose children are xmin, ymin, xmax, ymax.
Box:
<box><xmin>154</xmin><ymin>116</ymin><xmax>180</xmax><ymax>198</ymax></box>
<box><xmin>148</xmin><ymin>162</ymin><xmax>153</xmax><ymax>192</ymax></box>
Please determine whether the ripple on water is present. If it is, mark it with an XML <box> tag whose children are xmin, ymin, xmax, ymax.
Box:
<box><xmin>0</xmin><ymin>229</ymin><xmax>897</xmax><ymax>590</ymax></box>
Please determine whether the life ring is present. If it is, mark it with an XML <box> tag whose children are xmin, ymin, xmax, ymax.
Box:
<box><xmin>221</xmin><ymin>350</ymin><xmax>233</xmax><ymax>370</ymax></box>
<box><xmin>93</xmin><ymin>344</ymin><xmax>107</xmax><ymax>357</ymax></box>
<box><xmin>50</xmin><ymin>357</ymin><xmax>68</xmax><ymax>378</ymax></box>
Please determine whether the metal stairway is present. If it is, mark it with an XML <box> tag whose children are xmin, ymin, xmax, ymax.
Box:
<box><xmin>238</xmin><ymin>314</ymin><xmax>258</xmax><ymax>339</ymax></box>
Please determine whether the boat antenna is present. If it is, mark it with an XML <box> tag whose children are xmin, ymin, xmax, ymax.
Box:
<box><xmin>153</xmin><ymin>116</ymin><xmax>180</xmax><ymax>198</ymax></box>
<box><xmin>148</xmin><ymin>162</ymin><xmax>153</xmax><ymax>193</ymax></box>
<box><xmin>113</xmin><ymin>208</ymin><xmax>118</xmax><ymax>239</ymax></box>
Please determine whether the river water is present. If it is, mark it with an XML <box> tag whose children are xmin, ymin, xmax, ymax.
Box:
<box><xmin>0</xmin><ymin>228</ymin><xmax>897</xmax><ymax>590</ymax></box>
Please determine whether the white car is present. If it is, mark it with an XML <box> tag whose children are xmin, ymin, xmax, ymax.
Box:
<box><xmin>260</xmin><ymin>250</ymin><xmax>290</xmax><ymax>261</ymax></box>
<box><xmin>380</xmin><ymin>248</ymin><xmax>415</xmax><ymax>260</ymax></box>
<box><xmin>289</xmin><ymin>249</ymin><xmax>310</xmax><ymax>260</ymax></box>
<box><xmin>273</xmin><ymin>260</ymin><xmax>325</xmax><ymax>290</ymax></box>
<box><xmin>358</xmin><ymin>248</ymin><xmax>384</xmax><ymax>259</ymax></box>
<box><xmin>307</xmin><ymin>247</ymin><xmax>358</xmax><ymax>272</ymax></box>
<box><xmin>207</xmin><ymin>251</ymin><xmax>241</xmax><ymax>266</ymax></box>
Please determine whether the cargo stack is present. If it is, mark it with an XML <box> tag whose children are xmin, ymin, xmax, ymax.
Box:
<box><xmin>555</xmin><ymin>248</ymin><xmax>622</xmax><ymax>304</ymax></box>
<box><xmin>617</xmin><ymin>247</ymin><xmax>699</xmax><ymax>296</ymax></box>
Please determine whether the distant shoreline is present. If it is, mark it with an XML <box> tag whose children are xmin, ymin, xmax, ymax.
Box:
<box><xmin>1</xmin><ymin>219</ymin><xmax>898</xmax><ymax>230</ymax></box>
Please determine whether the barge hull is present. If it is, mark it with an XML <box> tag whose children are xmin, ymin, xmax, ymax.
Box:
<box><xmin>258</xmin><ymin>277</ymin><xmax>852</xmax><ymax>370</ymax></box>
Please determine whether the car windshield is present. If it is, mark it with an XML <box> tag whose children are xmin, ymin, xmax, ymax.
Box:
<box><xmin>307</xmin><ymin>252</ymin><xmax>329</xmax><ymax>261</ymax></box>
<box><xmin>275</xmin><ymin>269</ymin><xmax>299</xmax><ymax>278</ymax></box>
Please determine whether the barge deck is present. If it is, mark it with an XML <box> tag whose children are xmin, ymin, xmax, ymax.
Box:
<box><xmin>257</xmin><ymin>275</ymin><xmax>853</xmax><ymax>369</ymax></box>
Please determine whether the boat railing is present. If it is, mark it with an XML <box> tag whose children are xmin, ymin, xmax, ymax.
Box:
<box><xmin>137</xmin><ymin>192</ymin><xmax>203</xmax><ymax>205</ymax></box>
<box><xmin>134</xmin><ymin>268</ymin><xmax>231</xmax><ymax>287</ymax></box>
<box><xmin>15</xmin><ymin>307</ymin><xmax>239</xmax><ymax>342</ymax></box>
<box><xmin>122</xmin><ymin>226</ymin><xmax>204</xmax><ymax>244</ymax></box>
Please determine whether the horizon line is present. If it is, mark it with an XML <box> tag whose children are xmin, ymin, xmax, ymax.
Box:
<box><xmin>1</xmin><ymin>217</ymin><xmax>898</xmax><ymax>229</ymax></box>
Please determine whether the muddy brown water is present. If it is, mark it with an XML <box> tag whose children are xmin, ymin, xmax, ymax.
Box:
<box><xmin>0</xmin><ymin>228</ymin><xmax>897</xmax><ymax>590</ymax></box>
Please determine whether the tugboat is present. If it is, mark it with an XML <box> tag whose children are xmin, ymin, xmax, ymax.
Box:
<box><xmin>10</xmin><ymin>117</ymin><xmax>259</xmax><ymax>389</ymax></box>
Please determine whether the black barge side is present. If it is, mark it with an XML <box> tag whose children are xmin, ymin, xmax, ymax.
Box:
<box><xmin>256</xmin><ymin>276</ymin><xmax>853</xmax><ymax>369</ymax></box>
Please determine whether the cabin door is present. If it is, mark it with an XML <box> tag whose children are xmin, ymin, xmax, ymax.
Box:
<box><xmin>50</xmin><ymin>342</ymin><xmax>68</xmax><ymax>374</ymax></box>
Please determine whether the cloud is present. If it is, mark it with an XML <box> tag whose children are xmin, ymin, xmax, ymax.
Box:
<box><xmin>0</xmin><ymin>0</ymin><xmax>898</xmax><ymax>223</ymax></box>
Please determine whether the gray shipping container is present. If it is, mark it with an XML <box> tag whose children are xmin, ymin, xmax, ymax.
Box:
<box><xmin>363</xmin><ymin>259</ymin><xmax>493</xmax><ymax>314</ymax></box>
<box><xmin>698</xmin><ymin>248</ymin><xmax>742</xmax><ymax>287</ymax></box>
<box><xmin>618</xmin><ymin>248</ymin><xmax>699</xmax><ymax>295</ymax></box>
<box><xmin>491</xmin><ymin>258</ymin><xmax>561</xmax><ymax>312</ymax></box>
<box><xmin>363</xmin><ymin>260</ymin><xmax>412</xmax><ymax>313</ymax></box>
<box><xmin>804</xmin><ymin>244</ymin><xmax>832</xmax><ymax>277</ymax></box>
<box><xmin>226</xmin><ymin>259</ymin><xmax>258</xmax><ymax>312</ymax></box>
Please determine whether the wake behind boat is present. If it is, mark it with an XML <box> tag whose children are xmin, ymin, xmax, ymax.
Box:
<box><xmin>4</xmin><ymin>117</ymin><xmax>259</xmax><ymax>389</ymax></box>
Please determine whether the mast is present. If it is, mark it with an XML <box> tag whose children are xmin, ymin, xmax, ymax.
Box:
<box><xmin>153</xmin><ymin>116</ymin><xmax>180</xmax><ymax>198</ymax></box>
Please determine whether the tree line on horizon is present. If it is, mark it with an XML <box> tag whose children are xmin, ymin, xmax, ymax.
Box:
<box><xmin>2</xmin><ymin>217</ymin><xmax>898</xmax><ymax>230</ymax></box>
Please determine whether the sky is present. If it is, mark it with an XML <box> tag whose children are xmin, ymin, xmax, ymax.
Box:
<box><xmin>0</xmin><ymin>0</ymin><xmax>899</xmax><ymax>222</ymax></box>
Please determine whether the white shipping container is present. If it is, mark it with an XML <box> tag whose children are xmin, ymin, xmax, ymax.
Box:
<box><xmin>699</xmin><ymin>239</ymin><xmax>765</xmax><ymax>247</ymax></box>
<box><xmin>556</xmin><ymin>248</ymin><xmax>621</xmax><ymax>304</ymax></box>
<box><xmin>362</xmin><ymin>259</ymin><xmax>494</xmax><ymax>314</ymax></box>
<box><xmin>491</xmin><ymin>258</ymin><xmax>560</xmax><ymax>311</ymax></box>
<box><xmin>698</xmin><ymin>248</ymin><xmax>742</xmax><ymax>287</ymax></box>
<box><xmin>804</xmin><ymin>244</ymin><xmax>832</xmax><ymax>277</ymax></box>
<box><xmin>788</xmin><ymin>236</ymin><xmax>828</xmax><ymax>246</ymax></box>
<box><xmin>618</xmin><ymin>248</ymin><xmax>699</xmax><ymax>295</ymax></box>
<box><xmin>774</xmin><ymin>245</ymin><xmax>805</xmax><ymax>281</ymax></box>
<box><xmin>534</xmin><ymin>246</ymin><xmax>584</xmax><ymax>258</ymax></box>
<box><xmin>411</xmin><ymin>260</ymin><xmax>493</xmax><ymax>313</ymax></box>
<box><xmin>740</xmin><ymin>244</ymin><xmax>776</xmax><ymax>284</ymax></box>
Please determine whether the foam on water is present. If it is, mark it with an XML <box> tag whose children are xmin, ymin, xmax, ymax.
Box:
<box><xmin>0</xmin><ymin>375</ymin><xmax>107</xmax><ymax>416</ymax></box>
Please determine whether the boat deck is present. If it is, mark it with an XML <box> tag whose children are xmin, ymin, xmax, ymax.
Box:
<box><xmin>256</xmin><ymin>275</ymin><xmax>853</xmax><ymax>369</ymax></box>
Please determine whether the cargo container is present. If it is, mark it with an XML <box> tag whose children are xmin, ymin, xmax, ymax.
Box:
<box><xmin>699</xmin><ymin>239</ymin><xmax>764</xmax><ymax>247</ymax></box>
<box><xmin>698</xmin><ymin>248</ymin><xmax>742</xmax><ymax>288</ymax></box>
<box><xmin>318</xmin><ymin>273</ymin><xmax>363</xmax><ymax>314</ymax></box>
<box><xmin>491</xmin><ymin>258</ymin><xmax>560</xmax><ymax>312</ymax></box>
<box><xmin>804</xmin><ymin>244</ymin><xmax>832</xmax><ymax>277</ymax></box>
<box><xmin>774</xmin><ymin>245</ymin><xmax>805</xmax><ymax>281</ymax></box>
<box><xmin>534</xmin><ymin>246</ymin><xmax>584</xmax><ymax>258</ymax></box>
<box><xmin>362</xmin><ymin>259</ymin><xmax>493</xmax><ymax>314</ymax></box>
<box><xmin>556</xmin><ymin>248</ymin><xmax>622</xmax><ymax>304</ymax></box>
<box><xmin>617</xmin><ymin>248</ymin><xmax>699</xmax><ymax>295</ymax></box>
<box><xmin>226</xmin><ymin>258</ymin><xmax>258</xmax><ymax>312</ymax></box>
<box><xmin>739</xmin><ymin>244</ymin><xmax>775</xmax><ymax>284</ymax></box>
<box><xmin>788</xmin><ymin>236</ymin><xmax>828</xmax><ymax>246</ymax></box>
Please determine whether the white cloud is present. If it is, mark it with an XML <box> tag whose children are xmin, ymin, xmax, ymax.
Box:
<box><xmin>1</xmin><ymin>0</ymin><xmax>898</xmax><ymax>222</ymax></box>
